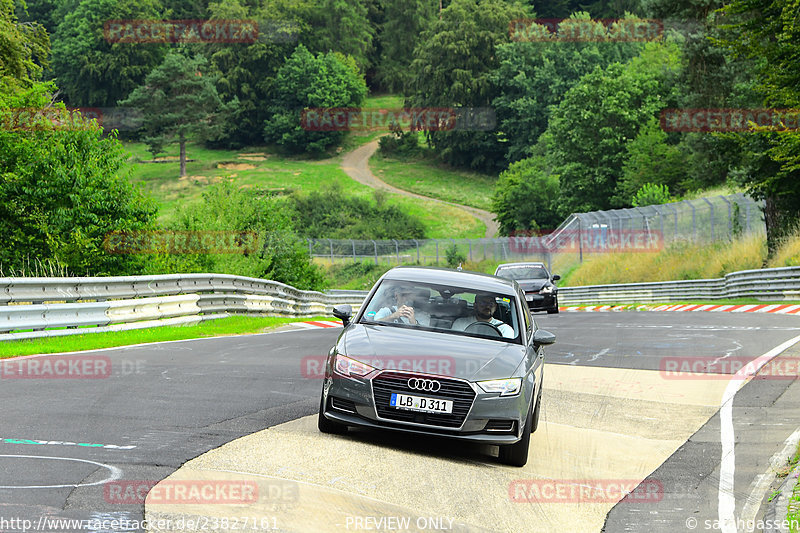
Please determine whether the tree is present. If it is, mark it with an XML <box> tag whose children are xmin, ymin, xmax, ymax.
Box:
<box><xmin>716</xmin><ymin>0</ymin><xmax>800</xmax><ymax>253</ymax></box>
<box><xmin>492</xmin><ymin>13</ymin><xmax>643</xmax><ymax>163</ymax></box>
<box><xmin>374</xmin><ymin>0</ymin><xmax>435</xmax><ymax>93</ymax></box>
<box><xmin>263</xmin><ymin>44</ymin><xmax>367</xmax><ymax>154</ymax></box>
<box><xmin>307</xmin><ymin>0</ymin><xmax>374</xmax><ymax>73</ymax></box>
<box><xmin>50</xmin><ymin>0</ymin><xmax>168</xmax><ymax>106</ymax></box>
<box><xmin>491</xmin><ymin>154</ymin><xmax>562</xmax><ymax>235</ymax></box>
<box><xmin>0</xmin><ymin>83</ymin><xmax>156</xmax><ymax>275</ymax></box>
<box><xmin>406</xmin><ymin>0</ymin><xmax>532</xmax><ymax>172</ymax></box>
<box><xmin>616</xmin><ymin>117</ymin><xmax>688</xmax><ymax>203</ymax></box>
<box><xmin>119</xmin><ymin>50</ymin><xmax>238</xmax><ymax>177</ymax></box>
<box><xmin>547</xmin><ymin>42</ymin><xmax>682</xmax><ymax>212</ymax></box>
<box><xmin>1</xmin><ymin>0</ymin><xmax>49</xmax><ymax>87</ymax></box>
<box><xmin>202</xmin><ymin>0</ymin><xmax>313</xmax><ymax>147</ymax></box>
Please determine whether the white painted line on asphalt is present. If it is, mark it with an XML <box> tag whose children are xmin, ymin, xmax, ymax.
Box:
<box><xmin>718</xmin><ymin>334</ymin><xmax>800</xmax><ymax>533</ymax></box>
<box><xmin>740</xmin><ymin>427</ymin><xmax>800</xmax><ymax>527</ymax></box>
<box><xmin>0</xmin><ymin>455</ymin><xmax>122</xmax><ymax>489</ymax></box>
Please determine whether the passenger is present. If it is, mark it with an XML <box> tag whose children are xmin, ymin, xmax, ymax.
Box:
<box><xmin>375</xmin><ymin>285</ymin><xmax>430</xmax><ymax>327</ymax></box>
<box><xmin>451</xmin><ymin>292</ymin><xmax>514</xmax><ymax>338</ymax></box>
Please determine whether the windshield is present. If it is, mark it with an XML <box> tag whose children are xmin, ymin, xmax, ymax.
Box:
<box><xmin>359</xmin><ymin>280</ymin><xmax>521</xmax><ymax>343</ymax></box>
<box><xmin>496</xmin><ymin>265</ymin><xmax>550</xmax><ymax>280</ymax></box>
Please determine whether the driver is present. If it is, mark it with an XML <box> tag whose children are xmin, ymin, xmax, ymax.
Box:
<box><xmin>451</xmin><ymin>292</ymin><xmax>514</xmax><ymax>338</ymax></box>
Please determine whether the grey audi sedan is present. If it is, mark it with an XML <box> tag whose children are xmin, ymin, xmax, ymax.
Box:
<box><xmin>317</xmin><ymin>266</ymin><xmax>555</xmax><ymax>466</ymax></box>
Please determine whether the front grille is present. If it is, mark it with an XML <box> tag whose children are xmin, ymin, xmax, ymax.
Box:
<box><xmin>371</xmin><ymin>371</ymin><xmax>476</xmax><ymax>429</ymax></box>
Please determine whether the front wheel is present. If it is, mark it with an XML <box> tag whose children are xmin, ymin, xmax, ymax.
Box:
<box><xmin>547</xmin><ymin>298</ymin><xmax>559</xmax><ymax>314</ymax></box>
<box><xmin>318</xmin><ymin>394</ymin><xmax>348</xmax><ymax>434</ymax></box>
<box><xmin>499</xmin><ymin>397</ymin><xmax>533</xmax><ymax>467</ymax></box>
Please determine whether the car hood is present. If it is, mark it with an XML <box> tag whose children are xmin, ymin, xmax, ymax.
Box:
<box><xmin>339</xmin><ymin>323</ymin><xmax>526</xmax><ymax>381</ymax></box>
<box><xmin>516</xmin><ymin>279</ymin><xmax>551</xmax><ymax>291</ymax></box>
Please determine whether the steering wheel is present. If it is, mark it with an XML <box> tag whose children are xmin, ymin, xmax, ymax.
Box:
<box><xmin>464</xmin><ymin>321</ymin><xmax>503</xmax><ymax>337</ymax></box>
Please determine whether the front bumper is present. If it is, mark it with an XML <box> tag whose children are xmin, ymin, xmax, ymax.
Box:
<box><xmin>525</xmin><ymin>292</ymin><xmax>557</xmax><ymax>310</ymax></box>
<box><xmin>321</xmin><ymin>369</ymin><xmax>532</xmax><ymax>445</ymax></box>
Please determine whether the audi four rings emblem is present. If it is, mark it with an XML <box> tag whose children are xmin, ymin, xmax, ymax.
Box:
<box><xmin>408</xmin><ymin>378</ymin><xmax>441</xmax><ymax>392</ymax></box>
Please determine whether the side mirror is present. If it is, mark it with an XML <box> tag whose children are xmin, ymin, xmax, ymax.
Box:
<box><xmin>532</xmin><ymin>329</ymin><xmax>556</xmax><ymax>346</ymax></box>
<box><xmin>332</xmin><ymin>304</ymin><xmax>353</xmax><ymax>326</ymax></box>
<box><xmin>552</xmin><ymin>275</ymin><xmax>561</xmax><ymax>281</ymax></box>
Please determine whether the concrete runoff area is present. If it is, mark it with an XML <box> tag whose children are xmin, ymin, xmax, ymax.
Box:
<box><xmin>145</xmin><ymin>364</ymin><xmax>734</xmax><ymax>532</ymax></box>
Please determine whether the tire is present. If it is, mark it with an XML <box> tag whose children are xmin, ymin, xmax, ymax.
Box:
<box><xmin>531</xmin><ymin>387</ymin><xmax>542</xmax><ymax>433</ymax></box>
<box><xmin>499</xmin><ymin>396</ymin><xmax>534</xmax><ymax>467</ymax></box>
<box><xmin>547</xmin><ymin>298</ymin><xmax>559</xmax><ymax>314</ymax></box>
<box><xmin>317</xmin><ymin>394</ymin><xmax>348</xmax><ymax>434</ymax></box>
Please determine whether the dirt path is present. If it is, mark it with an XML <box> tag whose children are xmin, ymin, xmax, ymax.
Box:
<box><xmin>340</xmin><ymin>140</ymin><xmax>499</xmax><ymax>238</ymax></box>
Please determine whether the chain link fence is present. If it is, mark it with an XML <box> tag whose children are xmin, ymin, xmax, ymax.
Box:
<box><xmin>308</xmin><ymin>194</ymin><xmax>764</xmax><ymax>268</ymax></box>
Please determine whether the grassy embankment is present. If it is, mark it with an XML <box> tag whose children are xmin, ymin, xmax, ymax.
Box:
<box><xmin>0</xmin><ymin>315</ymin><xmax>333</xmax><ymax>358</ymax></box>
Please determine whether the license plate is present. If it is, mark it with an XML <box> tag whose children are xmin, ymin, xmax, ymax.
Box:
<box><xmin>390</xmin><ymin>393</ymin><xmax>453</xmax><ymax>414</ymax></box>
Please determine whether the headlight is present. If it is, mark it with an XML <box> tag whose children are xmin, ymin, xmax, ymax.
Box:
<box><xmin>477</xmin><ymin>378</ymin><xmax>522</xmax><ymax>396</ymax></box>
<box><xmin>334</xmin><ymin>354</ymin><xmax>375</xmax><ymax>378</ymax></box>
<box><xmin>540</xmin><ymin>285</ymin><xmax>555</xmax><ymax>294</ymax></box>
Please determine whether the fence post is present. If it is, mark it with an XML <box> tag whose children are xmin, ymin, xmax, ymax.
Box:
<box><xmin>719</xmin><ymin>195</ymin><xmax>732</xmax><ymax>239</ymax></box>
<box><xmin>329</xmin><ymin>239</ymin><xmax>334</xmax><ymax>263</ymax></box>
<box><xmin>413</xmin><ymin>239</ymin><xmax>420</xmax><ymax>264</ymax></box>
<box><xmin>393</xmin><ymin>239</ymin><xmax>399</xmax><ymax>264</ymax></box>
<box><xmin>702</xmin><ymin>198</ymin><xmax>715</xmax><ymax>241</ymax></box>
<box><xmin>372</xmin><ymin>240</ymin><xmax>378</xmax><ymax>265</ymax></box>
<box><xmin>435</xmin><ymin>240</ymin><xmax>439</xmax><ymax>265</ymax></box>
<box><xmin>352</xmin><ymin>240</ymin><xmax>356</xmax><ymax>262</ymax></box>
<box><xmin>468</xmin><ymin>240</ymin><xmax>472</xmax><ymax>261</ymax></box>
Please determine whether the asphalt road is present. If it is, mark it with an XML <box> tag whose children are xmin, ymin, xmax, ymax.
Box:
<box><xmin>0</xmin><ymin>312</ymin><xmax>798</xmax><ymax>532</ymax></box>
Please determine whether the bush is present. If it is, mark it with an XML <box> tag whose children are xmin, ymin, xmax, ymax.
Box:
<box><xmin>378</xmin><ymin>122</ymin><xmax>420</xmax><ymax>156</ymax></box>
<box><xmin>289</xmin><ymin>183</ymin><xmax>426</xmax><ymax>240</ymax></box>
<box><xmin>144</xmin><ymin>182</ymin><xmax>326</xmax><ymax>291</ymax></box>
<box><xmin>445</xmin><ymin>243</ymin><xmax>466</xmax><ymax>268</ymax></box>
<box><xmin>0</xmin><ymin>83</ymin><xmax>156</xmax><ymax>275</ymax></box>
<box><xmin>632</xmin><ymin>183</ymin><xmax>672</xmax><ymax>207</ymax></box>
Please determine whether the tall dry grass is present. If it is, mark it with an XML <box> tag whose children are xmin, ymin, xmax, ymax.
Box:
<box><xmin>563</xmin><ymin>234</ymin><xmax>767</xmax><ymax>286</ymax></box>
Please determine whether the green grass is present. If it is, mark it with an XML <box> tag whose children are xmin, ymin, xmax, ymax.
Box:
<box><xmin>124</xmin><ymin>141</ymin><xmax>377</xmax><ymax>224</ymax></box>
<box><xmin>123</xmin><ymin>140</ymin><xmax>486</xmax><ymax>239</ymax></box>
<box><xmin>363</xmin><ymin>93</ymin><xmax>405</xmax><ymax>109</ymax></box>
<box><xmin>788</xmin><ymin>444</ymin><xmax>800</xmax><ymax>533</ymax></box>
<box><xmin>370</xmin><ymin>151</ymin><xmax>497</xmax><ymax>211</ymax></box>
<box><xmin>0</xmin><ymin>315</ymin><xmax>333</xmax><ymax>358</ymax></box>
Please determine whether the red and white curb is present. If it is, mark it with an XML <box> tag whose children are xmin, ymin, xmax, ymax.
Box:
<box><xmin>295</xmin><ymin>320</ymin><xmax>343</xmax><ymax>329</ymax></box>
<box><xmin>561</xmin><ymin>304</ymin><xmax>800</xmax><ymax>314</ymax></box>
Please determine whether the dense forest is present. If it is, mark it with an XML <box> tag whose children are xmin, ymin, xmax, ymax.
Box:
<box><xmin>1</xmin><ymin>0</ymin><xmax>799</xmax><ymax>284</ymax></box>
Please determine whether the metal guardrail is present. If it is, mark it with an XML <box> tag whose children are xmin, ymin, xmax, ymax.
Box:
<box><xmin>0</xmin><ymin>274</ymin><xmax>365</xmax><ymax>340</ymax></box>
<box><xmin>559</xmin><ymin>266</ymin><xmax>800</xmax><ymax>305</ymax></box>
<box><xmin>2</xmin><ymin>266</ymin><xmax>797</xmax><ymax>340</ymax></box>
